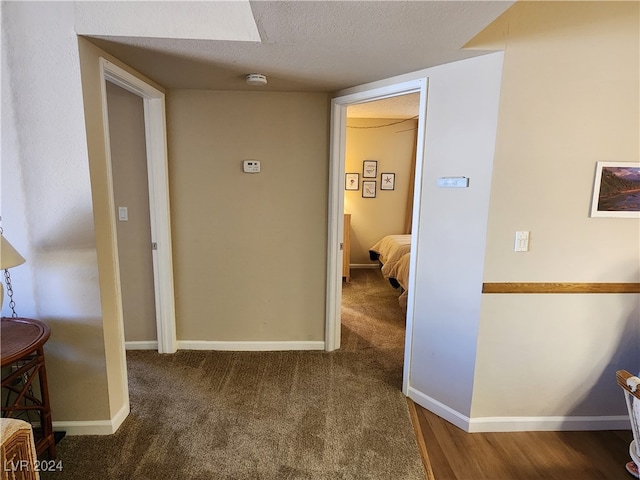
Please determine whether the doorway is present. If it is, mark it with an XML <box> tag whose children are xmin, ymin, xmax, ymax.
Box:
<box><xmin>106</xmin><ymin>81</ymin><xmax>158</xmax><ymax>349</ymax></box>
<box><xmin>340</xmin><ymin>94</ymin><xmax>419</xmax><ymax>367</ymax></box>
<box><xmin>99</xmin><ymin>58</ymin><xmax>177</xmax><ymax>354</ymax></box>
<box><xmin>325</xmin><ymin>78</ymin><xmax>428</xmax><ymax>395</ymax></box>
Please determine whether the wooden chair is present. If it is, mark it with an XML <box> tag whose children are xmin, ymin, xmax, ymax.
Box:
<box><xmin>617</xmin><ymin>370</ymin><xmax>640</xmax><ymax>477</ymax></box>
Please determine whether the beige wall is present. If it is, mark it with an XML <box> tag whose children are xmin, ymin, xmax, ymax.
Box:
<box><xmin>471</xmin><ymin>1</ymin><xmax>639</xmax><ymax>419</ymax></box>
<box><xmin>344</xmin><ymin>117</ymin><xmax>417</xmax><ymax>264</ymax></box>
<box><xmin>78</xmin><ymin>37</ymin><xmax>166</xmax><ymax>422</ymax></box>
<box><xmin>166</xmin><ymin>90</ymin><xmax>330</xmax><ymax>342</ymax></box>
<box><xmin>106</xmin><ymin>82</ymin><xmax>157</xmax><ymax>343</ymax></box>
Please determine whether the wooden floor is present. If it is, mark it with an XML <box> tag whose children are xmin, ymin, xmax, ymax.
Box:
<box><xmin>409</xmin><ymin>400</ymin><xmax>634</xmax><ymax>480</ymax></box>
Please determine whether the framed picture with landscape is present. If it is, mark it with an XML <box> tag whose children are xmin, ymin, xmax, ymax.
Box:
<box><xmin>590</xmin><ymin>162</ymin><xmax>640</xmax><ymax>218</ymax></box>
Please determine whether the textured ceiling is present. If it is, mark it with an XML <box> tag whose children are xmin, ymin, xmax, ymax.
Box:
<box><xmin>85</xmin><ymin>1</ymin><xmax>513</xmax><ymax>96</ymax></box>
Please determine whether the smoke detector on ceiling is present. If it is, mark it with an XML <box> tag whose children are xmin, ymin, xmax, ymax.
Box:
<box><xmin>246</xmin><ymin>73</ymin><xmax>268</xmax><ymax>86</ymax></box>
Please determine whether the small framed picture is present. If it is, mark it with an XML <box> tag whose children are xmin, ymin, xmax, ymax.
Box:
<box><xmin>380</xmin><ymin>173</ymin><xmax>395</xmax><ymax>190</ymax></box>
<box><xmin>363</xmin><ymin>160</ymin><xmax>377</xmax><ymax>178</ymax></box>
<box><xmin>590</xmin><ymin>162</ymin><xmax>640</xmax><ymax>218</ymax></box>
<box><xmin>362</xmin><ymin>180</ymin><xmax>377</xmax><ymax>198</ymax></box>
<box><xmin>345</xmin><ymin>173</ymin><xmax>360</xmax><ymax>190</ymax></box>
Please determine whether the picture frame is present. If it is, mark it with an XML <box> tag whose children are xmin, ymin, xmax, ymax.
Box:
<box><xmin>362</xmin><ymin>180</ymin><xmax>377</xmax><ymax>198</ymax></box>
<box><xmin>590</xmin><ymin>162</ymin><xmax>640</xmax><ymax>218</ymax></box>
<box><xmin>345</xmin><ymin>173</ymin><xmax>360</xmax><ymax>190</ymax></box>
<box><xmin>363</xmin><ymin>160</ymin><xmax>377</xmax><ymax>178</ymax></box>
<box><xmin>380</xmin><ymin>173</ymin><xmax>395</xmax><ymax>190</ymax></box>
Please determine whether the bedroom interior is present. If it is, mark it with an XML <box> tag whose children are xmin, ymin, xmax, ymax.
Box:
<box><xmin>3</xmin><ymin>1</ymin><xmax>639</xmax><ymax>478</ymax></box>
<box><xmin>343</xmin><ymin>93</ymin><xmax>419</xmax><ymax>313</ymax></box>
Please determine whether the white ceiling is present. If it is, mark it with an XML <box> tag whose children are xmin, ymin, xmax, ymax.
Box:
<box><xmin>84</xmin><ymin>0</ymin><xmax>513</xmax><ymax>99</ymax></box>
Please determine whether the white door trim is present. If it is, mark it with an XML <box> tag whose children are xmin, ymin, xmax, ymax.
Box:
<box><xmin>99</xmin><ymin>58</ymin><xmax>177</xmax><ymax>354</ymax></box>
<box><xmin>325</xmin><ymin>78</ymin><xmax>428</xmax><ymax>397</ymax></box>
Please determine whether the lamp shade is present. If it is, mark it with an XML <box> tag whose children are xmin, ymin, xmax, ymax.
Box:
<box><xmin>1</xmin><ymin>234</ymin><xmax>26</xmax><ymax>270</ymax></box>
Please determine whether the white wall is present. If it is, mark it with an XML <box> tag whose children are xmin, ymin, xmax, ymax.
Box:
<box><xmin>407</xmin><ymin>55</ymin><xmax>504</xmax><ymax>422</ymax></box>
<box><xmin>337</xmin><ymin>52</ymin><xmax>505</xmax><ymax>428</ymax></box>
<box><xmin>1</xmin><ymin>16</ymin><xmax>37</xmax><ymax>319</ymax></box>
<box><xmin>1</xmin><ymin>2</ymin><xmax>111</xmax><ymax>424</ymax></box>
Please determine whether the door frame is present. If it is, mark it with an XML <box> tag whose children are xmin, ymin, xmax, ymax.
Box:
<box><xmin>99</xmin><ymin>58</ymin><xmax>177</xmax><ymax>354</ymax></box>
<box><xmin>325</xmin><ymin>78</ymin><xmax>428</xmax><ymax>395</ymax></box>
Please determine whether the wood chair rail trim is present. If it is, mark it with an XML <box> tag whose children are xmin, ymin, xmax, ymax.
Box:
<box><xmin>482</xmin><ymin>282</ymin><xmax>640</xmax><ymax>294</ymax></box>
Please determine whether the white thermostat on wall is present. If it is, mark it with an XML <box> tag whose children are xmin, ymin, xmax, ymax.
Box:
<box><xmin>243</xmin><ymin>160</ymin><xmax>261</xmax><ymax>173</ymax></box>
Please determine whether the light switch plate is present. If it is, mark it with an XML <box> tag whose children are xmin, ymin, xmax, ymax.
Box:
<box><xmin>118</xmin><ymin>206</ymin><xmax>128</xmax><ymax>222</ymax></box>
<box><xmin>514</xmin><ymin>231</ymin><xmax>529</xmax><ymax>252</ymax></box>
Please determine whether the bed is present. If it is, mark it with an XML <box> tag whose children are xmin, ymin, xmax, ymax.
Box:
<box><xmin>369</xmin><ymin>234</ymin><xmax>412</xmax><ymax>311</ymax></box>
<box><xmin>386</xmin><ymin>252</ymin><xmax>411</xmax><ymax>312</ymax></box>
<box><xmin>369</xmin><ymin>234</ymin><xmax>411</xmax><ymax>280</ymax></box>
<box><xmin>384</xmin><ymin>252</ymin><xmax>410</xmax><ymax>291</ymax></box>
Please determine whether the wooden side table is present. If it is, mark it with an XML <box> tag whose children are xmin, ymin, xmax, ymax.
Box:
<box><xmin>1</xmin><ymin>317</ymin><xmax>55</xmax><ymax>458</ymax></box>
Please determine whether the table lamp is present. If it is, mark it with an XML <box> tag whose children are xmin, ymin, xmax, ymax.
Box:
<box><xmin>1</xmin><ymin>234</ymin><xmax>26</xmax><ymax>316</ymax></box>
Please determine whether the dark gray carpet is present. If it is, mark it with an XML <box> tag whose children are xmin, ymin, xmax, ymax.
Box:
<box><xmin>43</xmin><ymin>268</ymin><xmax>424</xmax><ymax>479</ymax></box>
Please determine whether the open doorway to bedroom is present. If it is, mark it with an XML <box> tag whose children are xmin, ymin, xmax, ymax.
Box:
<box><xmin>339</xmin><ymin>93</ymin><xmax>420</xmax><ymax>389</ymax></box>
<box><xmin>325</xmin><ymin>77</ymin><xmax>427</xmax><ymax>395</ymax></box>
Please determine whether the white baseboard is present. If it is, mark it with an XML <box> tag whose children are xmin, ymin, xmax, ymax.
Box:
<box><xmin>53</xmin><ymin>402</ymin><xmax>130</xmax><ymax>436</ymax></box>
<box><xmin>408</xmin><ymin>386</ymin><xmax>471</xmax><ymax>431</ymax></box>
<box><xmin>468</xmin><ymin>414</ymin><xmax>631</xmax><ymax>432</ymax></box>
<box><xmin>176</xmin><ymin>340</ymin><xmax>326</xmax><ymax>351</ymax></box>
<box><xmin>125</xmin><ymin>341</ymin><xmax>158</xmax><ymax>350</ymax></box>
<box><xmin>350</xmin><ymin>264</ymin><xmax>380</xmax><ymax>269</ymax></box>
<box><xmin>408</xmin><ymin>386</ymin><xmax>631</xmax><ymax>433</ymax></box>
